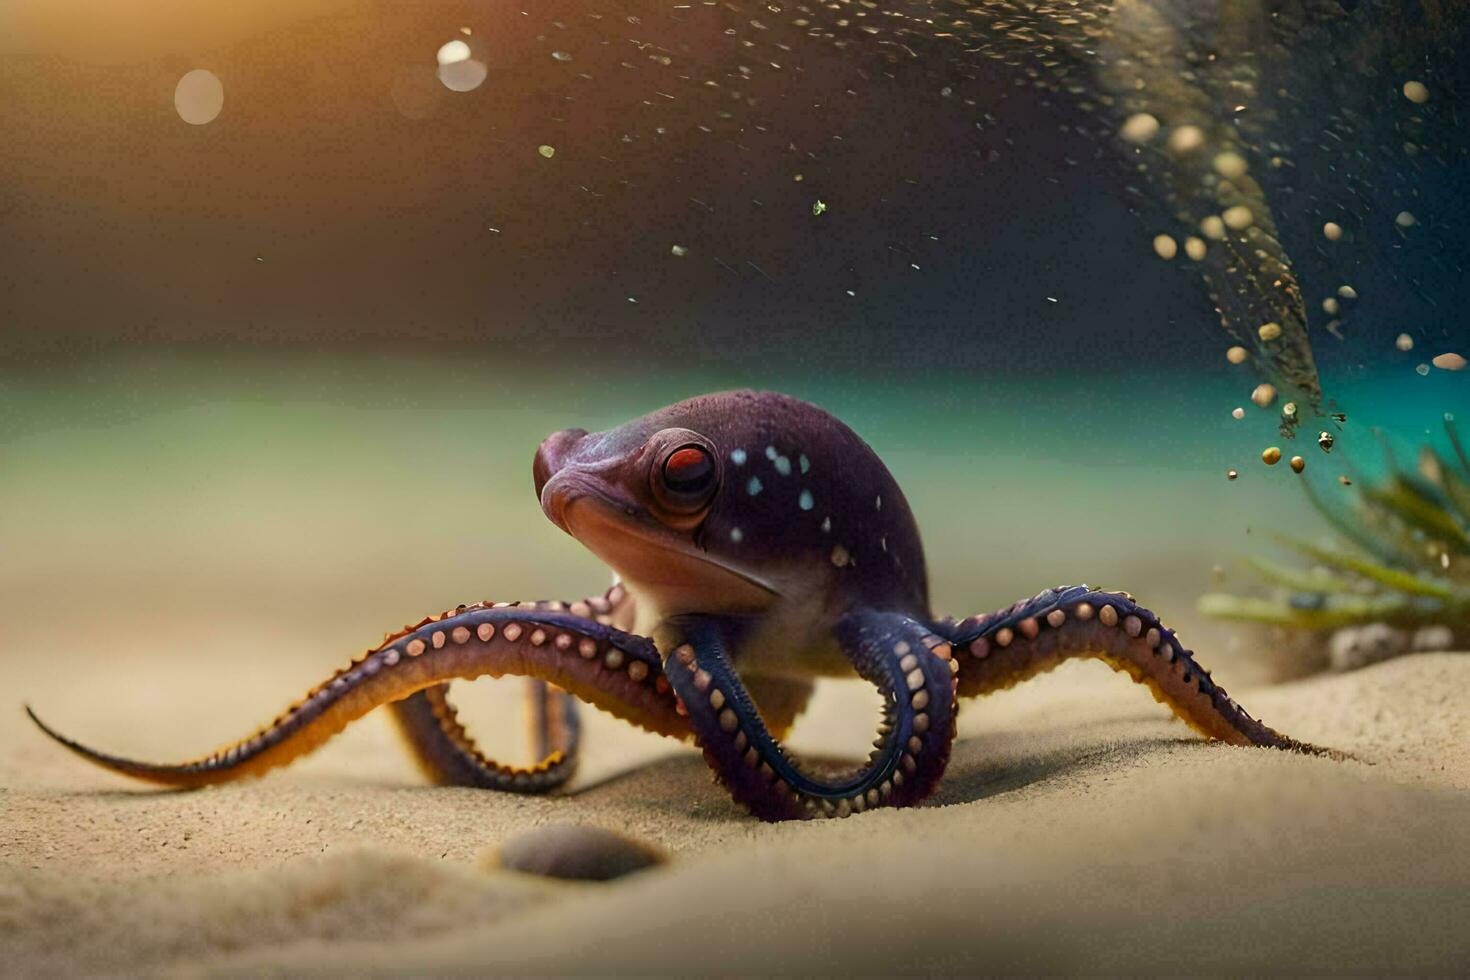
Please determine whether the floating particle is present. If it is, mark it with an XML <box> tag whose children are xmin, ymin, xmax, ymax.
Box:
<box><xmin>1396</xmin><ymin>210</ymin><xmax>1417</xmax><ymax>228</ymax></box>
<box><xmin>1283</xmin><ymin>401</ymin><xmax>1298</xmax><ymax>418</ymax></box>
<box><xmin>538</xmin><ymin>144</ymin><xmax>556</xmax><ymax>158</ymax></box>
<box><xmin>793</xmin><ymin>173</ymin><xmax>803</xmax><ymax>182</ymax></box>
<box><xmin>1322</xmin><ymin>297</ymin><xmax>1340</xmax><ymax>315</ymax></box>
<box><xmin>1251</xmin><ymin>383</ymin><xmax>1278</xmax><ymax>408</ymax></box>
<box><xmin>1152</xmin><ymin>234</ymin><xmax>1178</xmax><ymax>260</ymax></box>
<box><xmin>1290</xmin><ymin>455</ymin><xmax>1305</xmax><ymax>474</ymax></box>
<box><xmin>1262</xmin><ymin>447</ymin><xmax>1282</xmax><ymax>466</ymax></box>
<box><xmin>1323</xmin><ymin>222</ymin><xmax>1343</xmax><ymax>241</ymax></box>
<box><xmin>1167</xmin><ymin>125</ymin><xmax>1204</xmax><ymax>153</ymax></box>
<box><xmin>1258</xmin><ymin>322</ymin><xmax>1282</xmax><ymax>342</ymax></box>
<box><xmin>438</xmin><ymin>40</ymin><xmax>471</xmax><ymax>65</ymax></box>
<box><xmin>437</xmin><ymin>40</ymin><xmax>488</xmax><ymax>91</ymax></box>
<box><xmin>1212</xmin><ymin>151</ymin><xmax>1248</xmax><ymax>180</ymax></box>
<box><xmin>1402</xmin><ymin>80</ymin><xmax>1430</xmax><ymax>104</ymax></box>
<box><xmin>1227</xmin><ymin>469</ymin><xmax>1239</xmax><ymax>481</ymax></box>
<box><xmin>1396</xmin><ymin>333</ymin><xmax>1415</xmax><ymax>351</ymax></box>
<box><xmin>1338</xmin><ymin>475</ymin><xmax>1353</xmax><ymax>486</ymax></box>
<box><xmin>1433</xmin><ymin>352</ymin><xmax>1467</xmax><ymax>371</ymax></box>
<box><xmin>1200</xmin><ymin>215</ymin><xmax>1226</xmax><ymax>240</ymax></box>
<box><xmin>1318</xmin><ymin>431</ymin><xmax>1335</xmax><ymax>452</ymax></box>
<box><xmin>812</xmin><ymin>199</ymin><xmax>827</xmax><ymax>216</ymax></box>
<box><xmin>551</xmin><ymin>51</ymin><xmax>573</xmax><ymax>61</ymax></box>
<box><xmin>174</xmin><ymin>69</ymin><xmax>224</xmax><ymax>126</ymax></box>
<box><xmin>1416</xmin><ymin>364</ymin><xmax>1431</xmax><ymax>376</ymax></box>
<box><xmin>1222</xmin><ymin>205</ymin><xmax>1253</xmax><ymax>230</ymax></box>
<box><xmin>1337</xmin><ymin>285</ymin><xmax>1357</xmax><ymax>300</ymax></box>
<box><xmin>1232</xmin><ymin>407</ymin><xmax>1246</xmax><ymax>420</ymax></box>
<box><xmin>1184</xmin><ymin>236</ymin><xmax>1207</xmax><ymax>261</ymax></box>
<box><xmin>1226</xmin><ymin>346</ymin><xmax>1249</xmax><ymax>364</ymax></box>
<box><xmin>670</xmin><ymin>244</ymin><xmax>688</xmax><ymax>257</ymax></box>
<box><xmin>1120</xmin><ymin>113</ymin><xmax>1160</xmax><ymax>143</ymax></box>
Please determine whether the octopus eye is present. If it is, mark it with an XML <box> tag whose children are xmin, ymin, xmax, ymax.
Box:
<box><xmin>656</xmin><ymin>444</ymin><xmax>717</xmax><ymax>513</ymax></box>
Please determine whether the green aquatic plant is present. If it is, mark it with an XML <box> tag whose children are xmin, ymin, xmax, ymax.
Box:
<box><xmin>1199</xmin><ymin>415</ymin><xmax>1470</xmax><ymax>642</ymax></box>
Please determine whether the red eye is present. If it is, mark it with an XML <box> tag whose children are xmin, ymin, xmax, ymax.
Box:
<box><xmin>655</xmin><ymin>444</ymin><xmax>717</xmax><ymax>512</ymax></box>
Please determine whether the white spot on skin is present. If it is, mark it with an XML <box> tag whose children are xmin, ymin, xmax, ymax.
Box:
<box><xmin>730</xmin><ymin>528</ymin><xmax>744</xmax><ymax>543</ymax></box>
<box><xmin>774</xmin><ymin>456</ymin><xmax>792</xmax><ymax>476</ymax></box>
<box><xmin>799</xmin><ymin>490</ymin><xmax>814</xmax><ymax>511</ymax></box>
<box><xmin>747</xmin><ymin>476</ymin><xmax>763</xmax><ymax>496</ymax></box>
<box><xmin>730</xmin><ymin>448</ymin><xmax>747</xmax><ymax>466</ymax></box>
<box><xmin>799</xmin><ymin>454</ymin><xmax>810</xmax><ymax>474</ymax></box>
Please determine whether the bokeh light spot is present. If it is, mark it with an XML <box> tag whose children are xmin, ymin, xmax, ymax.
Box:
<box><xmin>174</xmin><ymin>69</ymin><xmax>223</xmax><ymax>126</ymax></box>
<box><xmin>437</xmin><ymin>40</ymin><xmax>471</xmax><ymax>66</ymax></box>
<box><xmin>436</xmin><ymin>38</ymin><xmax>487</xmax><ymax>91</ymax></box>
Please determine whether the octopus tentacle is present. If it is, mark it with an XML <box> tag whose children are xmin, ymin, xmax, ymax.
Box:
<box><xmin>388</xmin><ymin>584</ymin><xmax>632</xmax><ymax>791</ymax></box>
<box><xmin>386</xmin><ymin>681</ymin><xmax>581</xmax><ymax>791</ymax></box>
<box><xmin>664</xmin><ymin>612</ymin><xmax>957</xmax><ymax>821</ymax></box>
<box><xmin>939</xmin><ymin>585</ymin><xmax>1327</xmax><ymax>752</ymax></box>
<box><xmin>24</xmin><ymin>603</ymin><xmax>687</xmax><ymax>789</ymax></box>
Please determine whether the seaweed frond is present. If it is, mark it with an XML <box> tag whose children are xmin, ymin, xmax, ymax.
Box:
<box><xmin>1201</xmin><ymin>415</ymin><xmax>1470</xmax><ymax>637</ymax></box>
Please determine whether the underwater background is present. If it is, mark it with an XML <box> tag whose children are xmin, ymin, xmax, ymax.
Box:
<box><xmin>2</xmin><ymin>0</ymin><xmax>1467</xmax><ymax>759</ymax></box>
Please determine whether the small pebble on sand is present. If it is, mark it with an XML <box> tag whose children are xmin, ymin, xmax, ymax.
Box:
<box><xmin>1152</xmin><ymin>234</ymin><xmax>1178</xmax><ymax>260</ymax></box>
<box><xmin>1433</xmin><ymin>352</ymin><xmax>1467</xmax><ymax>371</ymax></box>
<box><xmin>1403</xmin><ymin>80</ymin><xmax>1429</xmax><ymax>104</ymax></box>
<box><xmin>1290</xmin><ymin>455</ymin><xmax>1305</xmax><ymax>474</ymax></box>
<box><xmin>491</xmin><ymin>824</ymin><xmax>667</xmax><ymax>881</ymax></box>
<box><xmin>1251</xmin><ymin>383</ymin><xmax>1278</xmax><ymax>408</ymax></box>
<box><xmin>1262</xmin><ymin>447</ymin><xmax>1282</xmax><ymax>466</ymax></box>
<box><xmin>1323</xmin><ymin>221</ymin><xmax>1343</xmax><ymax>241</ymax></box>
<box><xmin>1396</xmin><ymin>333</ymin><xmax>1415</xmax><ymax>351</ymax></box>
<box><xmin>1226</xmin><ymin>346</ymin><xmax>1249</xmax><ymax>364</ymax></box>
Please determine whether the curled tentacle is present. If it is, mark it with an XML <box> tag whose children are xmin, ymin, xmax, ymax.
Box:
<box><xmin>387</xmin><ymin>681</ymin><xmax>582</xmax><ymax>791</ymax></box>
<box><xmin>941</xmin><ymin>585</ymin><xmax>1327</xmax><ymax>752</ymax></box>
<box><xmin>388</xmin><ymin>585</ymin><xmax>633</xmax><ymax>791</ymax></box>
<box><xmin>664</xmin><ymin>612</ymin><xmax>957</xmax><ymax>821</ymax></box>
<box><xmin>25</xmin><ymin>602</ymin><xmax>686</xmax><ymax>789</ymax></box>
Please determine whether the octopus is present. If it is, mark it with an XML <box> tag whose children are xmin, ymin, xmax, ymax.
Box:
<box><xmin>27</xmin><ymin>391</ymin><xmax>1324</xmax><ymax>820</ymax></box>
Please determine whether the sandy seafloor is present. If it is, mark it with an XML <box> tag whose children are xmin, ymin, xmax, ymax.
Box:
<box><xmin>4</xmin><ymin>358</ymin><xmax>1470</xmax><ymax>974</ymax></box>
<box><xmin>4</xmin><ymin>649</ymin><xmax>1470</xmax><ymax>975</ymax></box>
